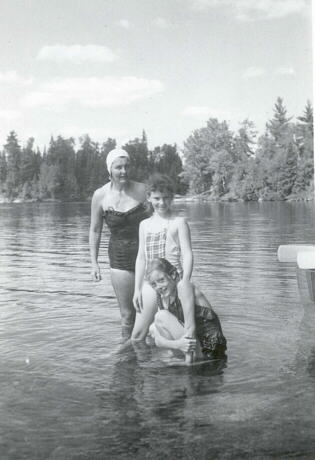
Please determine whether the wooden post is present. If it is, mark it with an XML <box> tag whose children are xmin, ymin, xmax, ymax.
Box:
<box><xmin>306</xmin><ymin>270</ymin><xmax>315</xmax><ymax>303</ymax></box>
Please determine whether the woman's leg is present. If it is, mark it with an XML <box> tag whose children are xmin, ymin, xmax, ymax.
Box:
<box><xmin>131</xmin><ymin>281</ymin><xmax>157</xmax><ymax>341</ymax></box>
<box><xmin>110</xmin><ymin>268</ymin><xmax>136</xmax><ymax>340</ymax></box>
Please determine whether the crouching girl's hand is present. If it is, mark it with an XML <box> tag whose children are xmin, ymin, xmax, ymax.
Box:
<box><xmin>176</xmin><ymin>335</ymin><xmax>196</xmax><ymax>354</ymax></box>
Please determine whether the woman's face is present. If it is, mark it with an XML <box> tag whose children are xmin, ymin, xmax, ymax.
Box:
<box><xmin>148</xmin><ymin>269</ymin><xmax>176</xmax><ymax>298</ymax></box>
<box><xmin>110</xmin><ymin>157</ymin><xmax>130</xmax><ymax>183</ymax></box>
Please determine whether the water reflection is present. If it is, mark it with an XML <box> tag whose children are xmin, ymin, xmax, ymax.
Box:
<box><xmin>94</xmin><ymin>341</ymin><xmax>226</xmax><ymax>458</ymax></box>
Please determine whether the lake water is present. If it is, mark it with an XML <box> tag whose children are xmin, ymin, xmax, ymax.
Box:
<box><xmin>0</xmin><ymin>201</ymin><xmax>315</xmax><ymax>460</ymax></box>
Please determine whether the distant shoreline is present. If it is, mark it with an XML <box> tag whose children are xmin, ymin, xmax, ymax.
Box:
<box><xmin>1</xmin><ymin>195</ymin><xmax>313</xmax><ymax>204</ymax></box>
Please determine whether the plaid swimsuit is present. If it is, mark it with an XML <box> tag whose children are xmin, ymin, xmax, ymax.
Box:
<box><xmin>144</xmin><ymin>222</ymin><xmax>183</xmax><ymax>276</ymax></box>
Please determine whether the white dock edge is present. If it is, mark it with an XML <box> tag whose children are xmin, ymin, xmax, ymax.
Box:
<box><xmin>277</xmin><ymin>245</ymin><xmax>315</xmax><ymax>263</ymax></box>
<box><xmin>297</xmin><ymin>250</ymin><xmax>315</xmax><ymax>270</ymax></box>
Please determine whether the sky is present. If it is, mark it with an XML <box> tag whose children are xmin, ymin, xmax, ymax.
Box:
<box><xmin>0</xmin><ymin>0</ymin><xmax>313</xmax><ymax>151</ymax></box>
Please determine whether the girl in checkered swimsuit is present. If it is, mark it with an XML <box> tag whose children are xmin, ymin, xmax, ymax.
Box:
<box><xmin>131</xmin><ymin>174</ymin><xmax>195</xmax><ymax>351</ymax></box>
<box><xmin>144</xmin><ymin>220</ymin><xmax>183</xmax><ymax>277</ymax></box>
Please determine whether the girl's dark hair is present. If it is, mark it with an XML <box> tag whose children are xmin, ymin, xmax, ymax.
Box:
<box><xmin>147</xmin><ymin>173</ymin><xmax>174</xmax><ymax>196</ymax></box>
<box><xmin>146</xmin><ymin>258</ymin><xmax>179</xmax><ymax>280</ymax></box>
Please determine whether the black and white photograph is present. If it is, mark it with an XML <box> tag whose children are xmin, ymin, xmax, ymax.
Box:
<box><xmin>0</xmin><ymin>1</ymin><xmax>314</xmax><ymax>459</ymax></box>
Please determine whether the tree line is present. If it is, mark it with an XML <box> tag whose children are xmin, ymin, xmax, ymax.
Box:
<box><xmin>183</xmin><ymin>98</ymin><xmax>313</xmax><ymax>200</ymax></box>
<box><xmin>0</xmin><ymin>130</ymin><xmax>187</xmax><ymax>201</ymax></box>
<box><xmin>0</xmin><ymin>97</ymin><xmax>313</xmax><ymax>202</ymax></box>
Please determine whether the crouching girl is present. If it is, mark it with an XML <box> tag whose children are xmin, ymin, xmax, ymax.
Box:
<box><xmin>147</xmin><ymin>258</ymin><xmax>227</xmax><ymax>364</ymax></box>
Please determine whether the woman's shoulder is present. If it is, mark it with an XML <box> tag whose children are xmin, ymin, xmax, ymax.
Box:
<box><xmin>92</xmin><ymin>184</ymin><xmax>108</xmax><ymax>201</ymax></box>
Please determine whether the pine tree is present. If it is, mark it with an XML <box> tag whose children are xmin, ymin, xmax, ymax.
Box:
<box><xmin>266</xmin><ymin>97</ymin><xmax>292</xmax><ymax>145</ymax></box>
<box><xmin>20</xmin><ymin>137</ymin><xmax>40</xmax><ymax>184</ymax></box>
<box><xmin>297</xmin><ymin>100</ymin><xmax>313</xmax><ymax>128</ymax></box>
<box><xmin>0</xmin><ymin>152</ymin><xmax>7</xmax><ymax>184</ymax></box>
<box><xmin>46</xmin><ymin>136</ymin><xmax>78</xmax><ymax>199</ymax></box>
<box><xmin>292</xmin><ymin>100</ymin><xmax>314</xmax><ymax>197</ymax></box>
<box><xmin>76</xmin><ymin>135</ymin><xmax>100</xmax><ymax>199</ymax></box>
<box><xmin>276</xmin><ymin>142</ymin><xmax>298</xmax><ymax>198</ymax></box>
<box><xmin>5</xmin><ymin>131</ymin><xmax>22</xmax><ymax>197</ymax></box>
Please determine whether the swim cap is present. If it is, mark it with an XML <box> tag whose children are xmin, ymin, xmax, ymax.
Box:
<box><xmin>106</xmin><ymin>148</ymin><xmax>130</xmax><ymax>174</ymax></box>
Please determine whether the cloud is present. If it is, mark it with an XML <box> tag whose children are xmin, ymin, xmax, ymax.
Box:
<box><xmin>116</xmin><ymin>19</ymin><xmax>133</xmax><ymax>29</ymax></box>
<box><xmin>182</xmin><ymin>106</ymin><xmax>241</xmax><ymax>119</ymax></box>
<box><xmin>182</xmin><ymin>106</ymin><xmax>215</xmax><ymax>116</ymax></box>
<box><xmin>21</xmin><ymin>76</ymin><xmax>164</xmax><ymax>109</ymax></box>
<box><xmin>152</xmin><ymin>17</ymin><xmax>172</xmax><ymax>28</ymax></box>
<box><xmin>0</xmin><ymin>70</ymin><xmax>33</xmax><ymax>86</ymax></box>
<box><xmin>37</xmin><ymin>45</ymin><xmax>117</xmax><ymax>63</ymax></box>
<box><xmin>275</xmin><ymin>67</ymin><xmax>295</xmax><ymax>76</ymax></box>
<box><xmin>0</xmin><ymin>109</ymin><xmax>22</xmax><ymax>120</ymax></box>
<box><xmin>242</xmin><ymin>67</ymin><xmax>266</xmax><ymax>79</ymax></box>
<box><xmin>185</xmin><ymin>0</ymin><xmax>308</xmax><ymax>20</ymax></box>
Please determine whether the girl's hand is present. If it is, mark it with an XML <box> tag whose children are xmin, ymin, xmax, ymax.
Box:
<box><xmin>176</xmin><ymin>335</ymin><xmax>196</xmax><ymax>353</ymax></box>
<box><xmin>91</xmin><ymin>263</ymin><xmax>101</xmax><ymax>282</ymax></box>
<box><xmin>133</xmin><ymin>289</ymin><xmax>143</xmax><ymax>313</ymax></box>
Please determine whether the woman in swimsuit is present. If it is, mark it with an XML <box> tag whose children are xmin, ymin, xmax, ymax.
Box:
<box><xmin>89</xmin><ymin>148</ymin><xmax>152</xmax><ymax>340</ymax></box>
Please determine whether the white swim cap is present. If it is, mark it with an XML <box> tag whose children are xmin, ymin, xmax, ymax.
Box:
<box><xmin>106</xmin><ymin>148</ymin><xmax>130</xmax><ymax>174</ymax></box>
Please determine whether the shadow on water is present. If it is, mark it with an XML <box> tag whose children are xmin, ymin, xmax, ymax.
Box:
<box><xmin>94</xmin><ymin>342</ymin><xmax>226</xmax><ymax>459</ymax></box>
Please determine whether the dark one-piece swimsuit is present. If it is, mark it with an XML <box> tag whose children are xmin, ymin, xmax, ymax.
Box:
<box><xmin>103</xmin><ymin>201</ymin><xmax>152</xmax><ymax>272</ymax></box>
<box><xmin>157</xmin><ymin>294</ymin><xmax>227</xmax><ymax>360</ymax></box>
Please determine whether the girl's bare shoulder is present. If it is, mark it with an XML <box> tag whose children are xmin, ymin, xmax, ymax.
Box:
<box><xmin>140</xmin><ymin>215</ymin><xmax>154</xmax><ymax>229</ymax></box>
<box><xmin>171</xmin><ymin>216</ymin><xmax>188</xmax><ymax>229</ymax></box>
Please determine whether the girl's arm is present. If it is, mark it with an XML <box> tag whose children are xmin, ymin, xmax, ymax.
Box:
<box><xmin>154</xmin><ymin>326</ymin><xmax>196</xmax><ymax>355</ymax></box>
<box><xmin>89</xmin><ymin>190</ymin><xmax>104</xmax><ymax>281</ymax></box>
<box><xmin>177</xmin><ymin>280</ymin><xmax>196</xmax><ymax>338</ymax></box>
<box><xmin>177</xmin><ymin>218</ymin><xmax>193</xmax><ymax>281</ymax></box>
<box><xmin>177</xmin><ymin>218</ymin><xmax>195</xmax><ymax>337</ymax></box>
<box><xmin>133</xmin><ymin>221</ymin><xmax>146</xmax><ymax>312</ymax></box>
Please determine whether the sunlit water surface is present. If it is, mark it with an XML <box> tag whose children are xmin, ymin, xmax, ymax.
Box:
<box><xmin>0</xmin><ymin>201</ymin><xmax>315</xmax><ymax>460</ymax></box>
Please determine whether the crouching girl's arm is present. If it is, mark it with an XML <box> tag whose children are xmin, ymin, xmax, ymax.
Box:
<box><xmin>151</xmin><ymin>323</ymin><xmax>196</xmax><ymax>354</ymax></box>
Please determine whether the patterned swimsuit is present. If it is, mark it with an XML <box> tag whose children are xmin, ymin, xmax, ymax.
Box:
<box><xmin>144</xmin><ymin>222</ymin><xmax>183</xmax><ymax>276</ymax></box>
<box><xmin>157</xmin><ymin>294</ymin><xmax>227</xmax><ymax>360</ymax></box>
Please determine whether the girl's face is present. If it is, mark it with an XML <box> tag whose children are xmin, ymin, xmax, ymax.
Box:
<box><xmin>110</xmin><ymin>157</ymin><xmax>130</xmax><ymax>183</ymax></box>
<box><xmin>148</xmin><ymin>269</ymin><xmax>176</xmax><ymax>298</ymax></box>
<box><xmin>148</xmin><ymin>191</ymin><xmax>173</xmax><ymax>217</ymax></box>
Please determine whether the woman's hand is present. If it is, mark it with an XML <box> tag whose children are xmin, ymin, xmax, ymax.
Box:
<box><xmin>176</xmin><ymin>335</ymin><xmax>196</xmax><ymax>354</ymax></box>
<box><xmin>91</xmin><ymin>263</ymin><xmax>101</xmax><ymax>282</ymax></box>
<box><xmin>133</xmin><ymin>289</ymin><xmax>143</xmax><ymax>313</ymax></box>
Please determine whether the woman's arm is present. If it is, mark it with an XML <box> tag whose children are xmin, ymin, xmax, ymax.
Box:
<box><xmin>89</xmin><ymin>190</ymin><xmax>104</xmax><ymax>281</ymax></box>
<box><xmin>133</xmin><ymin>221</ymin><xmax>146</xmax><ymax>312</ymax></box>
<box><xmin>177</xmin><ymin>218</ymin><xmax>193</xmax><ymax>281</ymax></box>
